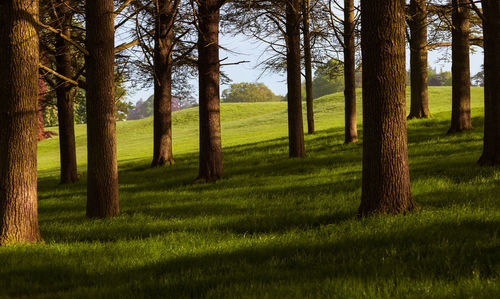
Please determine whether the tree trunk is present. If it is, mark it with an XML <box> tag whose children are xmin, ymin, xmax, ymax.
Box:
<box><xmin>358</xmin><ymin>0</ymin><xmax>415</xmax><ymax>216</ymax></box>
<box><xmin>54</xmin><ymin>0</ymin><xmax>78</xmax><ymax>184</ymax></box>
<box><xmin>302</xmin><ymin>0</ymin><xmax>314</xmax><ymax>135</ymax></box>
<box><xmin>0</xmin><ymin>0</ymin><xmax>42</xmax><ymax>245</ymax></box>
<box><xmin>286</xmin><ymin>0</ymin><xmax>306</xmax><ymax>158</ymax></box>
<box><xmin>151</xmin><ymin>0</ymin><xmax>175</xmax><ymax>168</ymax></box>
<box><xmin>85</xmin><ymin>0</ymin><xmax>119</xmax><ymax>218</ymax></box>
<box><xmin>478</xmin><ymin>0</ymin><xmax>500</xmax><ymax>165</ymax></box>
<box><xmin>196</xmin><ymin>0</ymin><xmax>223</xmax><ymax>182</ymax></box>
<box><xmin>449</xmin><ymin>0</ymin><xmax>472</xmax><ymax>133</ymax></box>
<box><xmin>344</xmin><ymin>0</ymin><xmax>358</xmax><ymax>144</ymax></box>
<box><xmin>407</xmin><ymin>0</ymin><xmax>430</xmax><ymax>119</ymax></box>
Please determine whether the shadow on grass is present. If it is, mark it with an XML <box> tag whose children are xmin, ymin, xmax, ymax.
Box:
<box><xmin>1</xmin><ymin>218</ymin><xmax>498</xmax><ymax>297</ymax></box>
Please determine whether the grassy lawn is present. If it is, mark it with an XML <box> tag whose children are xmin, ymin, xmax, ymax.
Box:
<box><xmin>1</xmin><ymin>87</ymin><xmax>499</xmax><ymax>298</ymax></box>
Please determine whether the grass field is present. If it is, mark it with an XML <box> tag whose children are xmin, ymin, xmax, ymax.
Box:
<box><xmin>1</xmin><ymin>87</ymin><xmax>499</xmax><ymax>298</ymax></box>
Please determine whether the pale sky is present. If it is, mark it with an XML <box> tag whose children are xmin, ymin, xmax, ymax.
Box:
<box><xmin>127</xmin><ymin>34</ymin><xmax>485</xmax><ymax>104</ymax></box>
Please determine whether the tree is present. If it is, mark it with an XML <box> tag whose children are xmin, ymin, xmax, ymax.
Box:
<box><xmin>286</xmin><ymin>0</ymin><xmax>306</xmax><ymax>157</ymax></box>
<box><xmin>85</xmin><ymin>0</ymin><xmax>119</xmax><ymax>218</ymax></box>
<box><xmin>311</xmin><ymin>59</ymin><xmax>344</xmax><ymax>98</ymax></box>
<box><xmin>302</xmin><ymin>0</ymin><xmax>315</xmax><ymax>134</ymax></box>
<box><xmin>194</xmin><ymin>0</ymin><xmax>228</xmax><ymax>182</ymax></box>
<box><xmin>477</xmin><ymin>0</ymin><xmax>500</xmax><ymax>165</ymax></box>
<box><xmin>225</xmin><ymin>0</ymin><xmax>307</xmax><ymax>158</ymax></box>
<box><xmin>51</xmin><ymin>0</ymin><xmax>79</xmax><ymax>183</ymax></box>
<box><xmin>0</xmin><ymin>0</ymin><xmax>42</xmax><ymax>245</ymax></box>
<box><xmin>222</xmin><ymin>82</ymin><xmax>281</xmax><ymax>102</ymax></box>
<box><xmin>358</xmin><ymin>0</ymin><xmax>416</xmax><ymax>216</ymax></box>
<box><xmin>343</xmin><ymin>0</ymin><xmax>358</xmax><ymax>143</ymax></box>
<box><xmin>449</xmin><ymin>0</ymin><xmax>472</xmax><ymax>133</ymax></box>
<box><xmin>151</xmin><ymin>0</ymin><xmax>180</xmax><ymax>167</ymax></box>
<box><xmin>407</xmin><ymin>0</ymin><xmax>431</xmax><ymax>119</ymax></box>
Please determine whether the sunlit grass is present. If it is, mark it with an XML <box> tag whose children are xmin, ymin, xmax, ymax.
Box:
<box><xmin>0</xmin><ymin>87</ymin><xmax>498</xmax><ymax>298</ymax></box>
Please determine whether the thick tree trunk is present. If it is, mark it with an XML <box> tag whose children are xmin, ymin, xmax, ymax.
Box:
<box><xmin>85</xmin><ymin>0</ymin><xmax>119</xmax><ymax>218</ymax></box>
<box><xmin>54</xmin><ymin>0</ymin><xmax>78</xmax><ymax>184</ymax></box>
<box><xmin>449</xmin><ymin>0</ymin><xmax>472</xmax><ymax>133</ymax></box>
<box><xmin>407</xmin><ymin>0</ymin><xmax>430</xmax><ymax>119</ymax></box>
<box><xmin>302</xmin><ymin>0</ymin><xmax>315</xmax><ymax>135</ymax></box>
<box><xmin>478</xmin><ymin>0</ymin><xmax>500</xmax><ymax>165</ymax></box>
<box><xmin>0</xmin><ymin>0</ymin><xmax>42</xmax><ymax>245</ymax></box>
<box><xmin>196</xmin><ymin>0</ymin><xmax>223</xmax><ymax>182</ymax></box>
<box><xmin>358</xmin><ymin>0</ymin><xmax>416</xmax><ymax>216</ymax></box>
<box><xmin>344</xmin><ymin>0</ymin><xmax>358</xmax><ymax>144</ymax></box>
<box><xmin>286</xmin><ymin>0</ymin><xmax>306</xmax><ymax>158</ymax></box>
<box><xmin>151</xmin><ymin>0</ymin><xmax>175</xmax><ymax>168</ymax></box>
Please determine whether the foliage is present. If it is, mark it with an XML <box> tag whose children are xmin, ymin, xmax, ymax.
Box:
<box><xmin>221</xmin><ymin>82</ymin><xmax>281</xmax><ymax>103</ymax></box>
<box><xmin>311</xmin><ymin>60</ymin><xmax>345</xmax><ymax>99</ymax></box>
<box><xmin>428</xmin><ymin>67</ymin><xmax>452</xmax><ymax>86</ymax></box>
<box><xmin>472</xmin><ymin>70</ymin><xmax>484</xmax><ymax>86</ymax></box>
<box><xmin>127</xmin><ymin>95</ymin><xmax>193</xmax><ymax>121</ymax></box>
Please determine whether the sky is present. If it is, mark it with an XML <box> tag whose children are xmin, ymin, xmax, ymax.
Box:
<box><xmin>126</xmin><ymin>34</ymin><xmax>485</xmax><ymax>104</ymax></box>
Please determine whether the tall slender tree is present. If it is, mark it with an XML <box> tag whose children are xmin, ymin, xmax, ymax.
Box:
<box><xmin>194</xmin><ymin>0</ymin><xmax>227</xmax><ymax>182</ymax></box>
<box><xmin>151</xmin><ymin>0</ymin><xmax>180</xmax><ymax>167</ymax></box>
<box><xmin>85</xmin><ymin>0</ymin><xmax>119</xmax><ymax>217</ymax></box>
<box><xmin>477</xmin><ymin>0</ymin><xmax>500</xmax><ymax>165</ymax></box>
<box><xmin>449</xmin><ymin>0</ymin><xmax>472</xmax><ymax>133</ymax></box>
<box><xmin>287</xmin><ymin>0</ymin><xmax>306</xmax><ymax>157</ymax></box>
<box><xmin>407</xmin><ymin>0</ymin><xmax>431</xmax><ymax>119</ymax></box>
<box><xmin>0</xmin><ymin>0</ymin><xmax>42</xmax><ymax>244</ymax></box>
<box><xmin>52</xmin><ymin>0</ymin><xmax>79</xmax><ymax>184</ymax></box>
<box><xmin>302</xmin><ymin>0</ymin><xmax>315</xmax><ymax>135</ymax></box>
<box><xmin>343</xmin><ymin>0</ymin><xmax>358</xmax><ymax>143</ymax></box>
<box><xmin>358</xmin><ymin>0</ymin><xmax>416</xmax><ymax>216</ymax></box>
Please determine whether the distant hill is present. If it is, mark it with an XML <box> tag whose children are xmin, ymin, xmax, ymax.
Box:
<box><xmin>128</xmin><ymin>95</ymin><xmax>188</xmax><ymax>120</ymax></box>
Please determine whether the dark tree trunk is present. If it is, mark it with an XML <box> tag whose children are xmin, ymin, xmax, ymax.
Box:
<box><xmin>0</xmin><ymin>0</ymin><xmax>42</xmax><ymax>245</ymax></box>
<box><xmin>196</xmin><ymin>0</ymin><xmax>223</xmax><ymax>182</ymax></box>
<box><xmin>54</xmin><ymin>0</ymin><xmax>78</xmax><ymax>184</ymax></box>
<box><xmin>478</xmin><ymin>0</ymin><xmax>500</xmax><ymax>165</ymax></box>
<box><xmin>407</xmin><ymin>0</ymin><xmax>430</xmax><ymax>119</ymax></box>
<box><xmin>449</xmin><ymin>0</ymin><xmax>472</xmax><ymax>133</ymax></box>
<box><xmin>344</xmin><ymin>0</ymin><xmax>358</xmax><ymax>144</ymax></box>
<box><xmin>302</xmin><ymin>0</ymin><xmax>314</xmax><ymax>135</ymax></box>
<box><xmin>286</xmin><ymin>0</ymin><xmax>306</xmax><ymax>158</ymax></box>
<box><xmin>151</xmin><ymin>0</ymin><xmax>175</xmax><ymax>168</ymax></box>
<box><xmin>358</xmin><ymin>0</ymin><xmax>416</xmax><ymax>216</ymax></box>
<box><xmin>85</xmin><ymin>0</ymin><xmax>119</xmax><ymax>218</ymax></box>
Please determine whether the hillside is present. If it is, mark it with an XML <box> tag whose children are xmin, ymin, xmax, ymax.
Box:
<box><xmin>38</xmin><ymin>87</ymin><xmax>485</xmax><ymax>175</ymax></box>
<box><xmin>3</xmin><ymin>86</ymin><xmax>498</xmax><ymax>297</ymax></box>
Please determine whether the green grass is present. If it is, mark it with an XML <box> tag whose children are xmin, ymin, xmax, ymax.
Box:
<box><xmin>1</xmin><ymin>86</ymin><xmax>499</xmax><ymax>298</ymax></box>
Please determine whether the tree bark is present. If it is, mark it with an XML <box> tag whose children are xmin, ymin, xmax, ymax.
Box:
<box><xmin>85</xmin><ymin>0</ymin><xmax>119</xmax><ymax>218</ymax></box>
<box><xmin>358</xmin><ymin>0</ymin><xmax>416</xmax><ymax>216</ymax></box>
<box><xmin>449</xmin><ymin>0</ymin><xmax>472</xmax><ymax>133</ymax></box>
<box><xmin>286</xmin><ymin>0</ymin><xmax>306</xmax><ymax>158</ymax></box>
<box><xmin>344</xmin><ymin>0</ymin><xmax>358</xmax><ymax>143</ymax></box>
<box><xmin>0</xmin><ymin>0</ymin><xmax>42</xmax><ymax>245</ymax></box>
<box><xmin>196</xmin><ymin>0</ymin><xmax>224</xmax><ymax>182</ymax></box>
<box><xmin>151</xmin><ymin>0</ymin><xmax>175</xmax><ymax>168</ymax></box>
<box><xmin>478</xmin><ymin>0</ymin><xmax>500</xmax><ymax>165</ymax></box>
<box><xmin>407</xmin><ymin>0</ymin><xmax>430</xmax><ymax>119</ymax></box>
<box><xmin>302</xmin><ymin>0</ymin><xmax>315</xmax><ymax>135</ymax></box>
<box><xmin>54</xmin><ymin>0</ymin><xmax>78</xmax><ymax>184</ymax></box>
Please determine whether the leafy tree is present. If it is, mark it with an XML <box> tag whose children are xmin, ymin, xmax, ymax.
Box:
<box><xmin>222</xmin><ymin>83</ymin><xmax>281</xmax><ymax>102</ymax></box>
<box><xmin>311</xmin><ymin>59</ymin><xmax>344</xmax><ymax>99</ymax></box>
<box><xmin>471</xmin><ymin>70</ymin><xmax>484</xmax><ymax>86</ymax></box>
